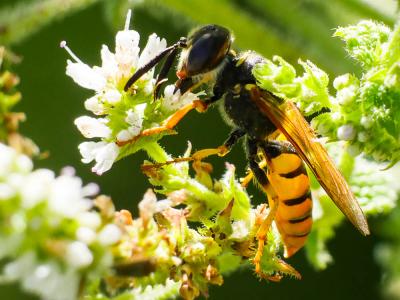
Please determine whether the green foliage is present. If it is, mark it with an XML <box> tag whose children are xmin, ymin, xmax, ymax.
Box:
<box><xmin>0</xmin><ymin>1</ymin><xmax>399</xmax><ymax>300</ymax></box>
<box><xmin>0</xmin><ymin>0</ymin><xmax>101</xmax><ymax>45</ymax></box>
<box><xmin>253</xmin><ymin>20</ymin><xmax>400</xmax><ymax>164</ymax></box>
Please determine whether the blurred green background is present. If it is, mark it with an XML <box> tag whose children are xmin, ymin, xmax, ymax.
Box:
<box><xmin>0</xmin><ymin>0</ymin><xmax>398</xmax><ymax>299</ymax></box>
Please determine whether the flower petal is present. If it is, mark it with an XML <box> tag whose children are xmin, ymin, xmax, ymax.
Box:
<box><xmin>66</xmin><ymin>60</ymin><xmax>106</xmax><ymax>91</ymax></box>
<box><xmin>78</xmin><ymin>141</ymin><xmax>106</xmax><ymax>164</ymax></box>
<box><xmin>100</xmin><ymin>45</ymin><xmax>118</xmax><ymax>80</ymax></box>
<box><xmin>102</xmin><ymin>89</ymin><xmax>121</xmax><ymax>105</ymax></box>
<box><xmin>84</xmin><ymin>96</ymin><xmax>105</xmax><ymax>115</ymax></box>
<box><xmin>115</xmin><ymin>30</ymin><xmax>140</xmax><ymax>76</ymax></box>
<box><xmin>163</xmin><ymin>85</ymin><xmax>203</xmax><ymax>111</ymax></box>
<box><xmin>92</xmin><ymin>143</ymin><xmax>119</xmax><ymax>175</ymax></box>
<box><xmin>138</xmin><ymin>33</ymin><xmax>167</xmax><ymax>69</ymax></box>
<box><xmin>74</xmin><ymin>116</ymin><xmax>111</xmax><ymax>138</ymax></box>
<box><xmin>116</xmin><ymin>129</ymin><xmax>134</xmax><ymax>142</ymax></box>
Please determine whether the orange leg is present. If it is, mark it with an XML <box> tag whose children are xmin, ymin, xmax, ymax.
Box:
<box><xmin>253</xmin><ymin>194</ymin><xmax>279</xmax><ymax>277</ymax></box>
<box><xmin>240</xmin><ymin>160</ymin><xmax>267</xmax><ymax>188</ymax></box>
<box><xmin>116</xmin><ymin>100</ymin><xmax>208</xmax><ymax>147</ymax></box>
<box><xmin>253</xmin><ymin>193</ymin><xmax>301</xmax><ymax>280</ymax></box>
<box><xmin>141</xmin><ymin>145</ymin><xmax>230</xmax><ymax>173</ymax></box>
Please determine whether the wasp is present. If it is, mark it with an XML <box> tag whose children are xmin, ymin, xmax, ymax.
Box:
<box><xmin>124</xmin><ymin>24</ymin><xmax>369</xmax><ymax>278</ymax></box>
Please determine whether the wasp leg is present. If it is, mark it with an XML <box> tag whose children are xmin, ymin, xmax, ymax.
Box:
<box><xmin>124</xmin><ymin>37</ymin><xmax>187</xmax><ymax>92</ymax></box>
<box><xmin>117</xmin><ymin>100</ymin><xmax>207</xmax><ymax>147</ymax></box>
<box><xmin>141</xmin><ymin>128</ymin><xmax>245</xmax><ymax>173</ymax></box>
<box><xmin>189</xmin><ymin>128</ymin><xmax>245</xmax><ymax>161</ymax></box>
<box><xmin>240</xmin><ymin>159</ymin><xmax>267</xmax><ymax>188</ymax></box>
<box><xmin>246</xmin><ymin>139</ymin><xmax>277</xmax><ymax>278</ymax></box>
<box><xmin>154</xmin><ymin>47</ymin><xmax>180</xmax><ymax>100</ymax></box>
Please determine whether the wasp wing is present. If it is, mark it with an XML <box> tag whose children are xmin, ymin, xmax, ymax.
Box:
<box><xmin>249</xmin><ymin>87</ymin><xmax>369</xmax><ymax>235</ymax></box>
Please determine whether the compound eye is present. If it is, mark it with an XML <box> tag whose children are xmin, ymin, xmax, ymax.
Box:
<box><xmin>186</xmin><ymin>27</ymin><xmax>230</xmax><ymax>76</ymax></box>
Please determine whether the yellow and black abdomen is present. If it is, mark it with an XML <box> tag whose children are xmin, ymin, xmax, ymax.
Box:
<box><xmin>264</xmin><ymin>152</ymin><xmax>312</xmax><ymax>258</ymax></box>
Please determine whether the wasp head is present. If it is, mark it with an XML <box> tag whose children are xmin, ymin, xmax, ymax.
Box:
<box><xmin>177</xmin><ymin>25</ymin><xmax>232</xmax><ymax>86</ymax></box>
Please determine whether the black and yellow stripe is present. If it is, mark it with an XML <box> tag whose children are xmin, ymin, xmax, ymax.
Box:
<box><xmin>262</xmin><ymin>147</ymin><xmax>313</xmax><ymax>258</ymax></box>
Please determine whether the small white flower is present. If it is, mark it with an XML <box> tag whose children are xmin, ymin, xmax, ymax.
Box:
<box><xmin>78</xmin><ymin>142</ymin><xmax>119</xmax><ymax>175</ymax></box>
<box><xmin>3</xmin><ymin>252</ymin><xmax>36</xmax><ymax>280</ymax></box>
<box><xmin>60</xmin><ymin>166</ymin><xmax>76</xmax><ymax>177</ymax></box>
<box><xmin>15</xmin><ymin>155</ymin><xmax>33</xmax><ymax>173</ymax></box>
<box><xmin>91</xmin><ymin>143</ymin><xmax>119</xmax><ymax>175</ymax></box>
<box><xmin>78</xmin><ymin>141</ymin><xmax>102</xmax><ymax>164</ymax></box>
<box><xmin>63</xmin><ymin>10</ymin><xmax>173</xmax><ymax>175</ymax></box>
<box><xmin>116</xmin><ymin>129</ymin><xmax>134</xmax><ymax>142</ymax></box>
<box><xmin>0</xmin><ymin>143</ymin><xmax>16</xmax><ymax>177</ymax></box>
<box><xmin>97</xmin><ymin>224</ymin><xmax>121</xmax><ymax>246</ymax></box>
<box><xmin>139</xmin><ymin>189</ymin><xmax>157</xmax><ymax>217</ymax></box>
<box><xmin>154</xmin><ymin>199</ymin><xmax>173</xmax><ymax>212</ymax></box>
<box><xmin>162</xmin><ymin>84</ymin><xmax>203</xmax><ymax>111</ymax></box>
<box><xmin>102</xmin><ymin>89</ymin><xmax>122</xmax><ymax>105</ymax></box>
<box><xmin>76</xmin><ymin>227</ymin><xmax>97</xmax><ymax>244</ymax></box>
<box><xmin>74</xmin><ymin>116</ymin><xmax>111</xmax><ymax>138</ymax></box>
<box><xmin>337</xmin><ymin>124</ymin><xmax>356</xmax><ymax>141</ymax></box>
<box><xmin>65</xmin><ymin>241</ymin><xmax>93</xmax><ymax>268</ymax></box>
<box><xmin>84</xmin><ymin>96</ymin><xmax>104</xmax><ymax>115</ymax></box>
<box><xmin>336</xmin><ymin>86</ymin><xmax>356</xmax><ymax>105</ymax></box>
<box><xmin>333</xmin><ymin>73</ymin><xmax>352</xmax><ymax>90</ymax></box>
<box><xmin>49</xmin><ymin>175</ymin><xmax>92</xmax><ymax>217</ymax></box>
<box><xmin>126</xmin><ymin>104</ymin><xmax>146</xmax><ymax>127</ymax></box>
<box><xmin>20</xmin><ymin>169</ymin><xmax>55</xmax><ymax>208</ymax></box>
<box><xmin>66</xmin><ymin>60</ymin><xmax>106</xmax><ymax>91</ymax></box>
<box><xmin>22</xmin><ymin>262</ymin><xmax>79</xmax><ymax>300</ymax></box>
<box><xmin>230</xmin><ymin>220</ymin><xmax>249</xmax><ymax>240</ymax></box>
<box><xmin>82</xmin><ymin>182</ymin><xmax>100</xmax><ymax>197</ymax></box>
<box><xmin>115</xmin><ymin>30</ymin><xmax>140</xmax><ymax>77</ymax></box>
<box><xmin>360</xmin><ymin>116</ymin><xmax>373</xmax><ymax>129</ymax></box>
<box><xmin>100</xmin><ymin>45</ymin><xmax>118</xmax><ymax>80</ymax></box>
<box><xmin>77</xmin><ymin>211</ymin><xmax>102</xmax><ymax>229</ymax></box>
<box><xmin>138</xmin><ymin>33</ymin><xmax>167</xmax><ymax>79</ymax></box>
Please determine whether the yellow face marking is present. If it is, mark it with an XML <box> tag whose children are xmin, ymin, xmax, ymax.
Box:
<box><xmin>235</xmin><ymin>51</ymin><xmax>250</xmax><ymax>67</ymax></box>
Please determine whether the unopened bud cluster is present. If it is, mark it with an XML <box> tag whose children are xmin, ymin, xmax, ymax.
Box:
<box><xmin>253</xmin><ymin>20</ymin><xmax>400</xmax><ymax>165</ymax></box>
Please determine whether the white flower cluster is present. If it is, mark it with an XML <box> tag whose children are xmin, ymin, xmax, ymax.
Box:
<box><xmin>63</xmin><ymin>10</ymin><xmax>202</xmax><ymax>175</ymax></box>
<box><xmin>0</xmin><ymin>143</ymin><xmax>121</xmax><ymax>300</ymax></box>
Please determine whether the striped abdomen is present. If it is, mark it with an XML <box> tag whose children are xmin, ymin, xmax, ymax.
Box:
<box><xmin>264</xmin><ymin>152</ymin><xmax>312</xmax><ymax>258</ymax></box>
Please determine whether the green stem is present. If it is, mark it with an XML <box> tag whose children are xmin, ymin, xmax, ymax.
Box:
<box><xmin>142</xmin><ymin>142</ymin><xmax>170</xmax><ymax>163</ymax></box>
<box><xmin>0</xmin><ymin>0</ymin><xmax>102</xmax><ymax>45</ymax></box>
